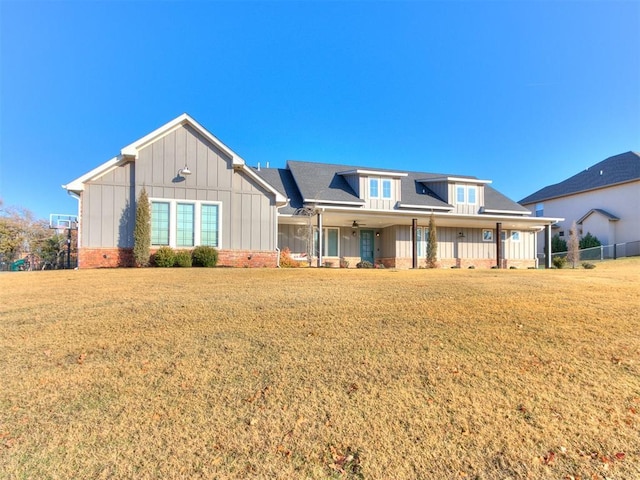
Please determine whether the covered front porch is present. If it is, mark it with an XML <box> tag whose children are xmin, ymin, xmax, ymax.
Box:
<box><xmin>277</xmin><ymin>207</ymin><xmax>559</xmax><ymax>269</ymax></box>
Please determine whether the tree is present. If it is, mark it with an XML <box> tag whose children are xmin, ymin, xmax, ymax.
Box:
<box><xmin>38</xmin><ymin>234</ymin><xmax>67</xmax><ymax>268</ymax></box>
<box><xmin>0</xmin><ymin>205</ymin><xmax>50</xmax><ymax>265</ymax></box>
<box><xmin>579</xmin><ymin>232</ymin><xmax>601</xmax><ymax>249</ymax></box>
<box><xmin>567</xmin><ymin>221</ymin><xmax>580</xmax><ymax>268</ymax></box>
<box><xmin>133</xmin><ymin>188</ymin><xmax>151</xmax><ymax>266</ymax></box>
<box><xmin>551</xmin><ymin>234</ymin><xmax>567</xmax><ymax>253</ymax></box>
<box><xmin>426</xmin><ymin>214</ymin><xmax>438</xmax><ymax>268</ymax></box>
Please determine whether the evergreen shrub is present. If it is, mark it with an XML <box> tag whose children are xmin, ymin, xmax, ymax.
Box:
<box><xmin>356</xmin><ymin>260</ymin><xmax>373</xmax><ymax>268</ymax></box>
<box><xmin>154</xmin><ymin>246</ymin><xmax>176</xmax><ymax>267</ymax></box>
<box><xmin>192</xmin><ymin>246</ymin><xmax>218</xmax><ymax>267</ymax></box>
<box><xmin>175</xmin><ymin>250</ymin><xmax>193</xmax><ymax>267</ymax></box>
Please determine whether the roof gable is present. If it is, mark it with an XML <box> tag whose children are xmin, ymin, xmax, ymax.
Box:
<box><xmin>520</xmin><ymin>151</ymin><xmax>640</xmax><ymax>204</ymax></box>
<box><xmin>63</xmin><ymin>114</ymin><xmax>285</xmax><ymax>203</ymax></box>
<box><xmin>577</xmin><ymin>208</ymin><xmax>620</xmax><ymax>224</ymax></box>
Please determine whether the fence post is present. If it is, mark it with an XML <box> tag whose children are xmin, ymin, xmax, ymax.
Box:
<box><xmin>600</xmin><ymin>245</ymin><xmax>603</xmax><ymax>261</ymax></box>
<box><xmin>613</xmin><ymin>243</ymin><xmax>617</xmax><ymax>260</ymax></box>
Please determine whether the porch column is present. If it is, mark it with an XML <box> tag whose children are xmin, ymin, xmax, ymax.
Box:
<box><xmin>412</xmin><ymin>218</ymin><xmax>418</xmax><ymax>269</ymax></box>
<box><xmin>544</xmin><ymin>224</ymin><xmax>552</xmax><ymax>269</ymax></box>
<box><xmin>495</xmin><ymin>222</ymin><xmax>502</xmax><ymax>269</ymax></box>
<box><xmin>317</xmin><ymin>212</ymin><xmax>323</xmax><ymax>267</ymax></box>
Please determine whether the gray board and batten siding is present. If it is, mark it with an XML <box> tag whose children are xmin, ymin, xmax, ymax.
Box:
<box><xmin>81</xmin><ymin>124</ymin><xmax>278</xmax><ymax>251</ymax></box>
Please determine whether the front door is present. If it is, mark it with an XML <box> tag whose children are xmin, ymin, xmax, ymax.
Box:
<box><xmin>360</xmin><ymin>230</ymin><xmax>375</xmax><ymax>264</ymax></box>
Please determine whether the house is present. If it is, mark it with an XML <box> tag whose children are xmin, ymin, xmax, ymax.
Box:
<box><xmin>63</xmin><ymin>114</ymin><xmax>561</xmax><ymax>269</ymax></box>
<box><xmin>519</xmin><ymin>152</ymin><xmax>640</xmax><ymax>256</ymax></box>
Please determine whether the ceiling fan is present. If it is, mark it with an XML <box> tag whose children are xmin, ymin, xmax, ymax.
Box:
<box><xmin>351</xmin><ymin>220</ymin><xmax>366</xmax><ymax>228</ymax></box>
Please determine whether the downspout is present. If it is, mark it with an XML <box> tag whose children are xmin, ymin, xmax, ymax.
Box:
<box><xmin>67</xmin><ymin>190</ymin><xmax>81</xmax><ymax>267</ymax></box>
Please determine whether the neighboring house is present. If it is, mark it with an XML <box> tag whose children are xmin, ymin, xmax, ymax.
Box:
<box><xmin>520</xmin><ymin>152</ymin><xmax>640</xmax><ymax>256</ymax></box>
<box><xmin>64</xmin><ymin>114</ymin><xmax>560</xmax><ymax>269</ymax></box>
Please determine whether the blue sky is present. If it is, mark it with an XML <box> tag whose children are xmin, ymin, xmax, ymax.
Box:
<box><xmin>1</xmin><ymin>1</ymin><xmax>638</xmax><ymax>221</ymax></box>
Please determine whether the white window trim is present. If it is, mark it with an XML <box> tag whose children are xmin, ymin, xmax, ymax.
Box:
<box><xmin>510</xmin><ymin>230</ymin><xmax>521</xmax><ymax>242</ymax></box>
<box><xmin>381</xmin><ymin>178</ymin><xmax>392</xmax><ymax>199</ymax></box>
<box><xmin>482</xmin><ymin>229</ymin><xmax>493</xmax><ymax>242</ymax></box>
<box><xmin>413</xmin><ymin>226</ymin><xmax>430</xmax><ymax>257</ymax></box>
<box><xmin>467</xmin><ymin>186</ymin><xmax>477</xmax><ymax>205</ymax></box>
<box><xmin>151</xmin><ymin>201</ymin><xmax>171</xmax><ymax>246</ymax></box>
<box><xmin>150</xmin><ymin>198</ymin><xmax>222</xmax><ymax>249</ymax></box>
<box><xmin>456</xmin><ymin>185</ymin><xmax>478</xmax><ymax>205</ymax></box>
<box><xmin>369</xmin><ymin>178</ymin><xmax>380</xmax><ymax>199</ymax></box>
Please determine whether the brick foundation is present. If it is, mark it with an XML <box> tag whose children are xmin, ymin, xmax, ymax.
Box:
<box><xmin>217</xmin><ymin>250</ymin><xmax>278</xmax><ymax>268</ymax></box>
<box><xmin>78</xmin><ymin>247</ymin><xmax>278</xmax><ymax>268</ymax></box>
<box><xmin>79</xmin><ymin>248</ymin><xmax>135</xmax><ymax>268</ymax></box>
<box><xmin>438</xmin><ymin>258</ymin><xmax>536</xmax><ymax>269</ymax></box>
<box><xmin>78</xmin><ymin>248</ymin><xmax>534</xmax><ymax>270</ymax></box>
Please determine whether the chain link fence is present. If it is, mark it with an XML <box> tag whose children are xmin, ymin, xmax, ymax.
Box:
<box><xmin>549</xmin><ymin>240</ymin><xmax>640</xmax><ymax>264</ymax></box>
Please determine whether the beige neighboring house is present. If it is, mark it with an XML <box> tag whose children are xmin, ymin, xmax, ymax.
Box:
<box><xmin>520</xmin><ymin>151</ymin><xmax>640</xmax><ymax>256</ymax></box>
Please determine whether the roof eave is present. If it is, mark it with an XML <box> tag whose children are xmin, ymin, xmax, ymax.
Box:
<box><xmin>520</xmin><ymin>177</ymin><xmax>640</xmax><ymax>205</ymax></box>
<box><xmin>62</xmin><ymin>155</ymin><xmax>129</xmax><ymax>193</ymax></box>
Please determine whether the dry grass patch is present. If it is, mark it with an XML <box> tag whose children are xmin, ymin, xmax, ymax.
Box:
<box><xmin>1</xmin><ymin>259</ymin><xmax>639</xmax><ymax>479</ymax></box>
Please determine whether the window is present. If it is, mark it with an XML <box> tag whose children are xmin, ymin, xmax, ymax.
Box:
<box><xmin>314</xmin><ymin>227</ymin><xmax>340</xmax><ymax>257</ymax></box>
<box><xmin>414</xmin><ymin>227</ymin><xmax>429</xmax><ymax>257</ymax></box>
<box><xmin>500</xmin><ymin>230</ymin><xmax>507</xmax><ymax>241</ymax></box>
<box><xmin>535</xmin><ymin>203</ymin><xmax>544</xmax><ymax>217</ymax></box>
<box><xmin>482</xmin><ymin>229</ymin><xmax>493</xmax><ymax>242</ymax></box>
<box><xmin>151</xmin><ymin>200</ymin><xmax>221</xmax><ymax>248</ymax></box>
<box><xmin>456</xmin><ymin>185</ymin><xmax>478</xmax><ymax>205</ymax></box>
<box><xmin>511</xmin><ymin>231</ymin><xmax>520</xmax><ymax>242</ymax></box>
<box><xmin>151</xmin><ymin>202</ymin><xmax>170</xmax><ymax>245</ymax></box>
<box><xmin>201</xmin><ymin>204</ymin><xmax>219</xmax><ymax>247</ymax></box>
<box><xmin>369</xmin><ymin>178</ymin><xmax>379</xmax><ymax>198</ymax></box>
<box><xmin>176</xmin><ymin>203</ymin><xmax>195</xmax><ymax>247</ymax></box>
<box><xmin>382</xmin><ymin>179</ymin><xmax>392</xmax><ymax>199</ymax></box>
<box><xmin>467</xmin><ymin>186</ymin><xmax>477</xmax><ymax>205</ymax></box>
<box><xmin>326</xmin><ymin>228</ymin><xmax>338</xmax><ymax>256</ymax></box>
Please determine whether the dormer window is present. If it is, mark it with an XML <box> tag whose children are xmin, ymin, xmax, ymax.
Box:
<box><xmin>369</xmin><ymin>178</ymin><xmax>393</xmax><ymax>199</ymax></box>
<box><xmin>338</xmin><ymin>169</ymin><xmax>407</xmax><ymax>201</ymax></box>
<box><xmin>456</xmin><ymin>185</ymin><xmax>477</xmax><ymax>205</ymax></box>
<box><xmin>370</xmin><ymin>178</ymin><xmax>379</xmax><ymax>198</ymax></box>
<box><xmin>382</xmin><ymin>179</ymin><xmax>392</xmax><ymax>199</ymax></box>
<box><xmin>468</xmin><ymin>186</ymin><xmax>477</xmax><ymax>204</ymax></box>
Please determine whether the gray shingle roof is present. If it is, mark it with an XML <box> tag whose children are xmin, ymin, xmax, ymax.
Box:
<box><xmin>519</xmin><ymin>151</ymin><xmax>640</xmax><ymax>205</ymax></box>
<box><xmin>252</xmin><ymin>168</ymin><xmax>304</xmax><ymax>215</ymax></box>
<box><xmin>400</xmin><ymin>172</ymin><xmax>457</xmax><ymax>209</ymax></box>
<box><xmin>286</xmin><ymin>161</ymin><xmax>365</xmax><ymax>204</ymax></box>
<box><xmin>484</xmin><ymin>186</ymin><xmax>531</xmax><ymax>213</ymax></box>
<box><xmin>254</xmin><ymin>160</ymin><xmax>527</xmax><ymax>214</ymax></box>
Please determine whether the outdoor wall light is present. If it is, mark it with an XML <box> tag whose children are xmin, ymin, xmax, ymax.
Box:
<box><xmin>178</xmin><ymin>165</ymin><xmax>192</xmax><ymax>177</ymax></box>
<box><xmin>376</xmin><ymin>231</ymin><xmax>380</xmax><ymax>237</ymax></box>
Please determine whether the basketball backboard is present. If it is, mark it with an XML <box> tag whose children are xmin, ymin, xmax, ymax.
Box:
<box><xmin>49</xmin><ymin>214</ymin><xmax>78</xmax><ymax>230</ymax></box>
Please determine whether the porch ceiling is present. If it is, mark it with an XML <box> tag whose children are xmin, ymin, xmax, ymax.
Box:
<box><xmin>279</xmin><ymin>208</ymin><xmax>559</xmax><ymax>232</ymax></box>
